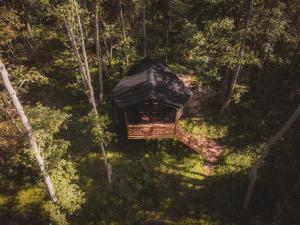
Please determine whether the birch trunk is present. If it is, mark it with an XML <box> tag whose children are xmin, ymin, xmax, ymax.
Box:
<box><xmin>64</xmin><ymin>1</ymin><xmax>112</xmax><ymax>183</ymax></box>
<box><xmin>243</xmin><ymin>104</ymin><xmax>300</xmax><ymax>209</ymax></box>
<box><xmin>64</xmin><ymin>18</ymin><xmax>88</xmax><ymax>89</ymax></box>
<box><xmin>0</xmin><ymin>58</ymin><xmax>57</xmax><ymax>203</ymax></box>
<box><xmin>220</xmin><ymin>0</ymin><xmax>253</xmax><ymax>113</ymax></box>
<box><xmin>73</xmin><ymin>0</ymin><xmax>98</xmax><ymax>114</ymax></box>
<box><xmin>94</xmin><ymin>0</ymin><xmax>103</xmax><ymax>104</ymax></box>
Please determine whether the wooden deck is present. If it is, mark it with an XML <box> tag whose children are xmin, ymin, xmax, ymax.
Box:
<box><xmin>175</xmin><ymin>127</ymin><xmax>222</xmax><ymax>162</ymax></box>
<box><xmin>127</xmin><ymin>123</ymin><xmax>176</xmax><ymax>139</ymax></box>
<box><xmin>127</xmin><ymin>123</ymin><xmax>222</xmax><ymax>162</ymax></box>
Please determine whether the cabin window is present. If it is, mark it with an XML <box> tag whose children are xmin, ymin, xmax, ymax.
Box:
<box><xmin>126</xmin><ymin>102</ymin><xmax>176</xmax><ymax>124</ymax></box>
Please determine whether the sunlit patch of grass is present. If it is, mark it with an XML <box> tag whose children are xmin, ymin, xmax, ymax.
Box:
<box><xmin>179</xmin><ymin>118</ymin><xmax>229</xmax><ymax>139</ymax></box>
<box><xmin>214</xmin><ymin>148</ymin><xmax>258</xmax><ymax>176</ymax></box>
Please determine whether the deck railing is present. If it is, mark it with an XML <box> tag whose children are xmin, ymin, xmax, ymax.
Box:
<box><xmin>127</xmin><ymin>123</ymin><xmax>176</xmax><ymax>139</ymax></box>
<box><xmin>127</xmin><ymin>123</ymin><xmax>222</xmax><ymax>162</ymax></box>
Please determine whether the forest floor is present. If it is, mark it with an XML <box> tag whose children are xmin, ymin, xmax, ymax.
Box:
<box><xmin>1</xmin><ymin>60</ymin><xmax>295</xmax><ymax>225</ymax></box>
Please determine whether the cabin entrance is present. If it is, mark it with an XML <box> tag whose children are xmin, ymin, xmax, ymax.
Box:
<box><xmin>126</xmin><ymin>101</ymin><xmax>176</xmax><ymax>125</ymax></box>
<box><xmin>125</xmin><ymin>101</ymin><xmax>178</xmax><ymax>139</ymax></box>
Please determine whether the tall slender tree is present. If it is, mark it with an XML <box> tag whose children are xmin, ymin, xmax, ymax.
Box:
<box><xmin>94</xmin><ymin>0</ymin><xmax>103</xmax><ymax>104</ymax></box>
<box><xmin>62</xmin><ymin>0</ymin><xmax>112</xmax><ymax>183</ymax></box>
<box><xmin>119</xmin><ymin>0</ymin><xmax>129</xmax><ymax>65</ymax></box>
<box><xmin>243</xmin><ymin>104</ymin><xmax>300</xmax><ymax>209</ymax></box>
<box><xmin>0</xmin><ymin>58</ymin><xmax>57</xmax><ymax>202</ymax></box>
<box><xmin>220</xmin><ymin>0</ymin><xmax>253</xmax><ymax>113</ymax></box>
<box><xmin>73</xmin><ymin>0</ymin><xmax>98</xmax><ymax>113</ymax></box>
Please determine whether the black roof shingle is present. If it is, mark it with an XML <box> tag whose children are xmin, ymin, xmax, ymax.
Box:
<box><xmin>110</xmin><ymin>58</ymin><xmax>192</xmax><ymax>108</ymax></box>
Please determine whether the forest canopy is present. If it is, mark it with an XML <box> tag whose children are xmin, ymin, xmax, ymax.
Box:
<box><xmin>0</xmin><ymin>0</ymin><xmax>299</xmax><ymax>224</ymax></box>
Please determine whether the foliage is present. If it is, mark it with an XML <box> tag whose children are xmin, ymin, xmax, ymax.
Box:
<box><xmin>26</xmin><ymin>104</ymin><xmax>85</xmax><ymax>224</ymax></box>
<box><xmin>0</xmin><ymin>0</ymin><xmax>300</xmax><ymax>224</ymax></box>
<box><xmin>0</xmin><ymin>8</ymin><xmax>22</xmax><ymax>45</ymax></box>
<box><xmin>81</xmin><ymin>111</ymin><xmax>114</xmax><ymax>145</ymax></box>
<box><xmin>9</xmin><ymin>65</ymin><xmax>49</xmax><ymax>94</ymax></box>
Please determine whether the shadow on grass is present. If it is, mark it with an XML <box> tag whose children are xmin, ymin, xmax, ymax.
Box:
<box><xmin>69</xmin><ymin>138</ymin><xmax>276</xmax><ymax>225</ymax></box>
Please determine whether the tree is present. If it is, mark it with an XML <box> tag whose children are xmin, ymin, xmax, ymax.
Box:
<box><xmin>243</xmin><ymin>104</ymin><xmax>300</xmax><ymax>209</ymax></box>
<box><xmin>119</xmin><ymin>0</ymin><xmax>129</xmax><ymax>65</ymax></box>
<box><xmin>59</xmin><ymin>0</ymin><xmax>112</xmax><ymax>183</ymax></box>
<box><xmin>143</xmin><ymin>1</ymin><xmax>147</xmax><ymax>57</ymax></box>
<box><xmin>94</xmin><ymin>0</ymin><xmax>104</xmax><ymax>104</ymax></box>
<box><xmin>56</xmin><ymin>0</ymin><xmax>98</xmax><ymax>113</ymax></box>
<box><xmin>0</xmin><ymin>58</ymin><xmax>57</xmax><ymax>202</ymax></box>
<box><xmin>220</xmin><ymin>0</ymin><xmax>253</xmax><ymax>113</ymax></box>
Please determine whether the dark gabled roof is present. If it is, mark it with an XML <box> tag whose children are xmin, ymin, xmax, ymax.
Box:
<box><xmin>110</xmin><ymin>58</ymin><xmax>192</xmax><ymax>108</ymax></box>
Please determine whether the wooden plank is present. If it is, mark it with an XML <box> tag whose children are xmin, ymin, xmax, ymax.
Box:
<box><xmin>174</xmin><ymin>126</ymin><xmax>223</xmax><ymax>162</ymax></box>
<box><xmin>127</xmin><ymin>123</ymin><xmax>176</xmax><ymax>138</ymax></box>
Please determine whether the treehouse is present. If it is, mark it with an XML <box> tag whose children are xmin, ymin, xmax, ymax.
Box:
<box><xmin>110</xmin><ymin>58</ymin><xmax>193</xmax><ymax>140</ymax></box>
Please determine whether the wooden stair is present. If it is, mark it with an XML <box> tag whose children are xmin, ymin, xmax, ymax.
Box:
<box><xmin>175</xmin><ymin>126</ymin><xmax>223</xmax><ymax>163</ymax></box>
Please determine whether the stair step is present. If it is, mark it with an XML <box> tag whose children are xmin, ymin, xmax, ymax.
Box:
<box><xmin>175</xmin><ymin>126</ymin><xmax>223</xmax><ymax>162</ymax></box>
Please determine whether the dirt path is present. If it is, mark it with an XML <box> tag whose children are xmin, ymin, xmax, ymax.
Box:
<box><xmin>180</xmin><ymin>74</ymin><xmax>223</xmax><ymax>174</ymax></box>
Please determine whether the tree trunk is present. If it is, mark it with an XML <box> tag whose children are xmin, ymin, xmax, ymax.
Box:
<box><xmin>119</xmin><ymin>0</ymin><xmax>129</xmax><ymax>66</ymax></box>
<box><xmin>243</xmin><ymin>104</ymin><xmax>300</xmax><ymax>209</ymax></box>
<box><xmin>220</xmin><ymin>0</ymin><xmax>253</xmax><ymax>113</ymax></box>
<box><xmin>99</xmin><ymin>22</ymin><xmax>111</xmax><ymax>66</ymax></box>
<box><xmin>220</xmin><ymin>54</ymin><xmax>244</xmax><ymax>113</ymax></box>
<box><xmin>73</xmin><ymin>0</ymin><xmax>98</xmax><ymax>114</ymax></box>
<box><xmin>64</xmin><ymin>1</ymin><xmax>112</xmax><ymax>183</ymax></box>
<box><xmin>64</xmin><ymin>19</ymin><xmax>89</xmax><ymax>91</ymax></box>
<box><xmin>143</xmin><ymin>3</ymin><xmax>147</xmax><ymax>57</ymax></box>
<box><xmin>0</xmin><ymin>58</ymin><xmax>57</xmax><ymax>203</ymax></box>
<box><xmin>94</xmin><ymin>0</ymin><xmax>103</xmax><ymax>105</ymax></box>
<box><xmin>165</xmin><ymin>13</ymin><xmax>171</xmax><ymax>64</ymax></box>
<box><xmin>95</xmin><ymin>12</ymin><xmax>110</xmax><ymax>76</ymax></box>
<box><xmin>100</xmin><ymin>141</ymin><xmax>112</xmax><ymax>184</ymax></box>
<box><xmin>220</xmin><ymin>67</ymin><xmax>231</xmax><ymax>104</ymax></box>
<box><xmin>109</xmin><ymin>38</ymin><xmax>113</xmax><ymax>65</ymax></box>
